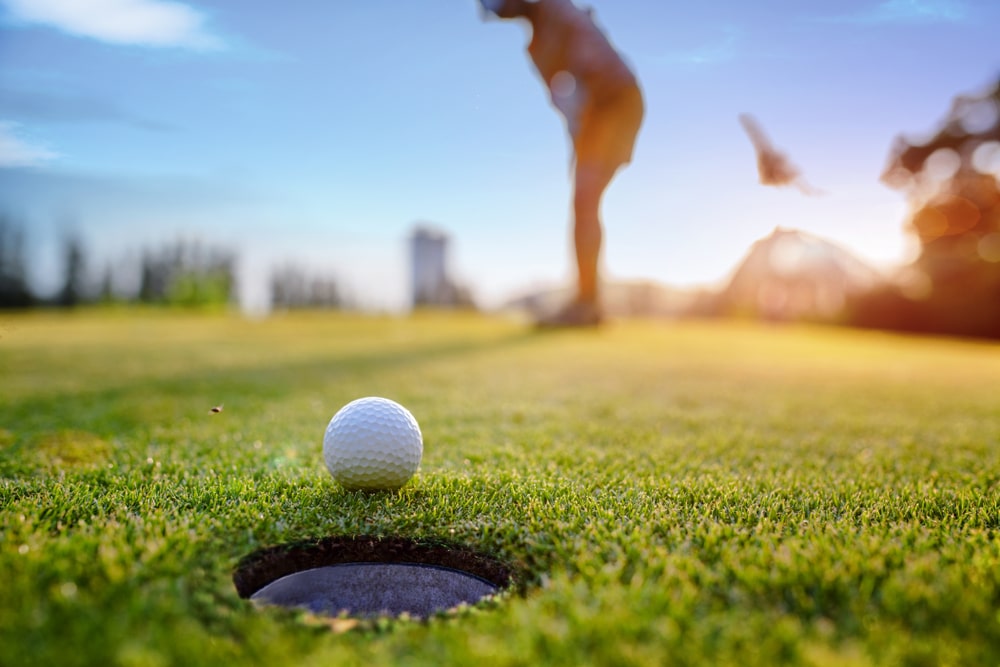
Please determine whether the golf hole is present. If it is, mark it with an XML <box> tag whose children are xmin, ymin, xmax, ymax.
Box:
<box><xmin>233</xmin><ymin>536</ymin><xmax>512</xmax><ymax>620</ymax></box>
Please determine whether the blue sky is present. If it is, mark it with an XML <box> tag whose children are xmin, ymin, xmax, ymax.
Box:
<box><xmin>1</xmin><ymin>0</ymin><xmax>998</xmax><ymax>310</ymax></box>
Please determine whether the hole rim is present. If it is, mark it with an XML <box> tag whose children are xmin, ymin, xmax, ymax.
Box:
<box><xmin>233</xmin><ymin>535</ymin><xmax>514</xmax><ymax>602</ymax></box>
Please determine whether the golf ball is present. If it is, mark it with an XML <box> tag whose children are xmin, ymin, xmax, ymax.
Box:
<box><xmin>323</xmin><ymin>397</ymin><xmax>423</xmax><ymax>490</ymax></box>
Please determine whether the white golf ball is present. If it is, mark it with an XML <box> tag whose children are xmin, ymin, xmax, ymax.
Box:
<box><xmin>322</xmin><ymin>397</ymin><xmax>423</xmax><ymax>490</ymax></box>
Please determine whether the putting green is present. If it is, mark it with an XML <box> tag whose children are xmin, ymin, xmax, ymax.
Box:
<box><xmin>1</xmin><ymin>310</ymin><xmax>999</xmax><ymax>666</ymax></box>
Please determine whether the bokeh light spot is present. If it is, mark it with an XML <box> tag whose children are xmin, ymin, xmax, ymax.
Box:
<box><xmin>898</xmin><ymin>267</ymin><xmax>933</xmax><ymax>300</ymax></box>
<box><xmin>938</xmin><ymin>196</ymin><xmax>982</xmax><ymax>235</ymax></box>
<box><xmin>913</xmin><ymin>197</ymin><xmax>982</xmax><ymax>240</ymax></box>
<box><xmin>911</xmin><ymin>206</ymin><xmax>949</xmax><ymax>240</ymax></box>
<box><xmin>957</xmin><ymin>98</ymin><xmax>1000</xmax><ymax>135</ymax></box>
<box><xmin>924</xmin><ymin>148</ymin><xmax>961</xmax><ymax>183</ymax></box>
<box><xmin>978</xmin><ymin>233</ymin><xmax>1000</xmax><ymax>263</ymax></box>
<box><xmin>551</xmin><ymin>70</ymin><xmax>576</xmax><ymax>98</ymax></box>
<box><xmin>971</xmin><ymin>141</ymin><xmax>1000</xmax><ymax>176</ymax></box>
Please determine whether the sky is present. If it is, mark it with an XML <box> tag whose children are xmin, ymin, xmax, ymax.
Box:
<box><xmin>1</xmin><ymin>0</ymin><xmax>999</xmax><ymax>311</ymax></box>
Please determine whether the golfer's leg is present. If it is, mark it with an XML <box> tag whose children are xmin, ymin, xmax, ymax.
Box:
<box><xmin>573</xmin><ymin>161</ymin><xmax>615</xmax><ymax>305</ymax></box>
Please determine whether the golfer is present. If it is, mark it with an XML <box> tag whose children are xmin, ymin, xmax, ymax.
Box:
<box><xmin>480</xmin><ymin>0</ymin><xmax>643</xmax><ymax>325</ymax></box>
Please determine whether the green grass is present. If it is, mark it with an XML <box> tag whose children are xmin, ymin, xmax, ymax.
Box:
<box><xmin>2</xmin><ymin>310</ymin><xmax>999</xmax><ymax>666</ymax></box>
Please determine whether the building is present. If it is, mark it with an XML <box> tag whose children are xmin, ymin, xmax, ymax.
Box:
<box><xmin>409</xmin><ymin>225</ymin><xmax>474</xmax><ymax>309</ymax></box>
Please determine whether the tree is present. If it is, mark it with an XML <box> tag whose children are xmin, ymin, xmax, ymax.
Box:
<box><xmin>98</xmin><ymin>263</ymin><xmax>115</xmax><ymax>303</ymax></box>
<box><xmin>135</xmin><ymin>240</ymin><xmax>237</xmax><ymax>308</ymax></box>
<box><xmin>853</xmin><ymin>78</ymin><xmax>1000</xmax><ymax>338</ymax></box>
<box><xmin>56</xmin><ymin>234</ymin><xmax>87</xmax><ymax>308</ymax></box>
<box><xmin>0</xmin><ymin>215</ymin><xmax>34</xmax><ymax>308</ymax></box>
<box><xmin>269</xmin><ymin>263</ymin><xmax>343</xmax><ymax>310</ymax></box>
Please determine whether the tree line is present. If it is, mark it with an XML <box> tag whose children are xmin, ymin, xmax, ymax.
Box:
<box><xmin>0</xmin><ymin>217</ymin><xmax>343</xmax><ymax>311</ymax></box>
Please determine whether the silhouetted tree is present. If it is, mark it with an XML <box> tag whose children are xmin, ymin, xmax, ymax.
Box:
<box><xmin>138</xmin><ymin>250</ymin><xmax>166</xmax><ymax>303</ymax></box>
<box><xmin>136</xmin><ymin>240</ymin><xmax>237</xmax><ymax>307</ymax></box>
<box><xmin>56</xmin><ymin>234</ymin><xmax>87</xmax><ymax>308</ymax></box>
<box><xmin>270</xmin><ymin>263</ymin><xmax>343</xmax><ymax>310</ymax></box>
<box><xmin>854</xmin><ymin>77</ymin><xmax>1000</xmax><ymax>338</ymax></box>
<box><xmin>0</xmin><ymin>215</ymin><xmax>34</xmax><ymax>308</ymax></box>
<box><xmin>98</xmin><ymin>264</ymin><xmax>115</xmax><ymax>303</ymax></box>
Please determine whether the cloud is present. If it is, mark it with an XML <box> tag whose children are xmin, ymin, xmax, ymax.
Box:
<box><xmin>826</xmin><ymin>0</ymin><xmax>969</xmax><ymax>25</ymax></box>
<box><xmin>1</xmin><ymin>0</ymin><xmax>223</xmax><ymax>49</ymax></box>
<box><xmin>0</xmin><ymin>88</ymin><xmax>173</xmax><ymax>131</ymax></box>
<box><xmin>0</xmin><ymin>122</ymin><xmax>59</xmax><ymax>167</ymax></box>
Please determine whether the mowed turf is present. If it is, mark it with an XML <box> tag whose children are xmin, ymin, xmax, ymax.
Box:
<box><xmin>1</xmin><ymin>310</ymin><xmax>999</xmax><ymax>666</ymax></box>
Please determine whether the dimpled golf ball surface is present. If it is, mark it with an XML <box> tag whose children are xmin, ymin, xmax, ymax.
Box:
<box><xmin>323</xmin><ymin>397</ymin><xmax>423</xmax><ymax>490</ymax></box>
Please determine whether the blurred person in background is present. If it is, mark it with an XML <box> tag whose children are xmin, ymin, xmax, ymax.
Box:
<box><xmin>479</xmin><ymin>0</ymin><xmax>643</xmax><ymax>326</ymax></box>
